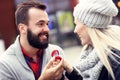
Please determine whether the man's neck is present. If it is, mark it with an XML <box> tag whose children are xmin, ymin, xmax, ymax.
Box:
<box><xmin>20</xmin><ymin>36</ymin><xmax>40</xmax><ymax>57</ymax></box>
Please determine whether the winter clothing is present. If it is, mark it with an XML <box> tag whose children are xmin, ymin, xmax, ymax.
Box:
<box><xmin>73</xmin><ymin>0</ymin><xmax>118</xmax><ymax>28</ymax></box>
<box><xmin>0</xmin><ymin>36</ymin><xmax>64</xmax><ymax>80</ymax></box>
<box><xmin>65</xmin><ymin>48</ymin><xmax>120</xmax><ymax>80</ymax></box>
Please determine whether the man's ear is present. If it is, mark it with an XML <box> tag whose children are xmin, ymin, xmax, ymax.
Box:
<box><xmin>18</xmin><ymin>23</ymin><xmax>27</xmax><ymax>34</ymax></box>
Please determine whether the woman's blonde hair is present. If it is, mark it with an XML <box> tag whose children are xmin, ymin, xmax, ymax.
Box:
<box><xmin>82</xmin><ymin>25</ymin><xmax>120</xmax><ymax>80</ymax></box>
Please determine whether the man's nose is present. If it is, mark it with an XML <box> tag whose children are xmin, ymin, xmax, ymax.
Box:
<box><xmin>43</xmin><ymin>25</ymin><xmax>50</xmax><ymax>32</ymax></box>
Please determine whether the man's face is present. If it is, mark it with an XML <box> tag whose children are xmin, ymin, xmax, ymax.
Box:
<box><xmin>27</xmin><ymin>7</ymin><xmax>50</xmax><ymax>49</ymax></box>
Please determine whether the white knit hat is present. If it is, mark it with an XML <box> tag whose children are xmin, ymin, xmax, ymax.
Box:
<box><xmin>73</xmin><ymin>0</ymin><xmax>118</xmax><ymax>28</ymax></box>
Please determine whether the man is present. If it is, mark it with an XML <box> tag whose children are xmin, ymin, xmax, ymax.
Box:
<box><xmin>0</xmin><ymin>0</ymin><xmax>64</xmax><ymax>80</ymax></box>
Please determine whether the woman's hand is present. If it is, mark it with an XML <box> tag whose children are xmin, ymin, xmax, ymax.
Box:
<box><xmin>63</xmin><ymin>59</ymin><xmax>73</xmax><ymax>74</ymax></box>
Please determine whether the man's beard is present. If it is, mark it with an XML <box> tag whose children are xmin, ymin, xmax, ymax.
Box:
<box><xmin>27</xmin><ymin>28</ymin><xmax>49</xmax><ymax>49</ymax></box>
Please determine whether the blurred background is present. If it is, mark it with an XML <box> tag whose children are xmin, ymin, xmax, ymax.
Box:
<box><xmin>0</xmin><ymin>0</ymin><xmax>120</xmax><ymax>64</ymax></box>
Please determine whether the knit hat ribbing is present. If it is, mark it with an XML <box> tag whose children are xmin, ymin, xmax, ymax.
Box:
<box><xmin>73</xmin><ymin>0</ymin><xmax>118</xmax><ymax>28</ymax></box>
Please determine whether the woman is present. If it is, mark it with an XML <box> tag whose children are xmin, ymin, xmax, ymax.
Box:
<box><xmin>63</xmin><ymin>0</ymin><xmax>120</xmax><ymax>80</ymax></box>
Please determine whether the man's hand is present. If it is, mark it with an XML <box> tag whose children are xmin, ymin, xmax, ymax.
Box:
<box><xmin>38</xmin><ymin>56</ymin><xmax>64</xmax><ymax>80</ymax></box>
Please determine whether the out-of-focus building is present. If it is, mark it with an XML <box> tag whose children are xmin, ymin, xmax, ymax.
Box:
<box><xmin>0</xmin><ymin>0</ymin><xmax>119</xmax><ymax>50</ymax></box>
<box><xmin>0</xmin><ymin>34</ymin><xmax>5</xmax><ymax>54</ymax></box>
<box><xmin>112</xmin><ymin>0</ymin><xmax>120</xmax><ymax>26</ymax></box>
<box><xmin>0</xmin><ymin>0</ymin><xmax>17</xmax><ymax>49</ymax></box>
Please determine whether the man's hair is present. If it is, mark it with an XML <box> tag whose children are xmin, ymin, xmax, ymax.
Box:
<box><xmin>15</xmin><ymin>0</ymin><xmax>46</xmax><ymax>26</ymax></box>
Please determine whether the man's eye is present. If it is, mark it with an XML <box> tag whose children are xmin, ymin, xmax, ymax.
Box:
<box><xmin>47</xmin><ymin>23</ymin><xmax>49</xmax><ymax>26</ymax></box>
<box><xmin>37</xmin><ymin>23</ymin><xmax>44</xmax><ymax>26</ymax></box>
<box><xmin>40</xmin><ymin>23</ymin><xmax>44</xmax><ymax>26</ymax></box>
<box><xmin>36</xmin><ymin>22</ymin><xmax>49</xmax><ymax>26</ymax></box>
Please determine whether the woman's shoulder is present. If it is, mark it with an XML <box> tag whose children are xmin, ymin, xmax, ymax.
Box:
<box><xmin>109</xmin><ymin>49</ymin><xmax>120</xmax><ymax>79</ymax></box>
